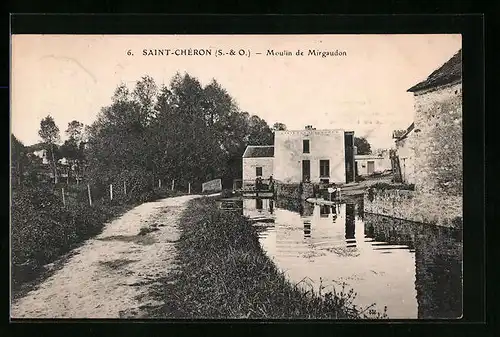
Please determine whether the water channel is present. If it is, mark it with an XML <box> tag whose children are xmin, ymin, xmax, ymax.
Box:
<box><xmin>239</xmin><ymin>197</ymin><xmax>463</xmax><ymax>319</ymax></box>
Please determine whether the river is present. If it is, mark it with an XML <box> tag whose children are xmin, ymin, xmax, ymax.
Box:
<box><xmin>242</xmin><ymin>197</ymin><xmax>463</xmax><ymax>319</ymax></box>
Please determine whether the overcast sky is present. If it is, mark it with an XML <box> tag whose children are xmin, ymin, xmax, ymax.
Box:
<box><xmin>11</xmin><ymin>34</ymin><xmax>461</xmax><ymax>149</ymax></box>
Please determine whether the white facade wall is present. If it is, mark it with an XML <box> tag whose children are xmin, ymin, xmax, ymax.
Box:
<box><xmin>273</xmin><ymin>129</ymin><xmax>346</xmax><ymax>184</ymax></box>
<box><xmin>242</xmin><ymin>157</ymin><xmax>274</xmax><ymax>182</ymax></box>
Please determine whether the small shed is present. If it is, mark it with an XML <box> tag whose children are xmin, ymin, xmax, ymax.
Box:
<box><xmin>242</xmin><ymin>145</ymin><xmax>274</xmax><ymax>188</ymax></box>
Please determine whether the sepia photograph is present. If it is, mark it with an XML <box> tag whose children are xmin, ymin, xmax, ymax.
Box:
<box><xmin>10</xmin><ymin>34</ymin><xmax>463</xmax><ymax>320</ymax></box>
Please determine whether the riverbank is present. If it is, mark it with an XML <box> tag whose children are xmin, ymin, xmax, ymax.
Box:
<box><xmin>11</xmin><ymin>194</ymin><xmax>198</xmax><ymax>318</ymax></box>
<box><xmin>11</xmin><ymin>184</ymin><xmax>186</xmax><ymax>300</ymax></box>
<box><xmin>148</xmin><ymin>197</ymin><xmax>387</xmax><ymax>319</ymax></box>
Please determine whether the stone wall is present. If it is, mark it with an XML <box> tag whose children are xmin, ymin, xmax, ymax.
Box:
<box><xmin>275</xmin><ymin>182</ymin><xmax>314</xmax><ymax>200</ymax></box>
<box><xmin>363</xmin><ymin>189</ymin><xmax>462</xmax><ymax>228</ymax></box>
<box><xmin>412</xmin><ymin>81</ymin><xmax>462</xmax><ymax>196</ymax></box>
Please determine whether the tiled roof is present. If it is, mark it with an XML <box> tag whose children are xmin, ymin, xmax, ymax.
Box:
<box><xmin>407</xmin><ymin>49</ymin><xmax>462</xmax><ymax>92</ymax></box>
<box><xmin>242</xmin><ymin>146</ymin><xmax>274</xmax><ymax>158</ymax></box>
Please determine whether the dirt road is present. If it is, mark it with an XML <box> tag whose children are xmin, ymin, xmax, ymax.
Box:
<box><xmin>11</xmin><ymin>194</ymin><xmax>212</xmax><ymax>319</ymax></box>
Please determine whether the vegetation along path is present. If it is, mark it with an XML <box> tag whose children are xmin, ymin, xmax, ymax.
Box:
<box><xmin>11</xmin><ymin>194</ymin><xmax>214</xmax><ymax>318</ymax></box>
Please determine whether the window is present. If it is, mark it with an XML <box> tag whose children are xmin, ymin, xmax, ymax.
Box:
<box><xmin>320</xmin><ymin>160</ymin><xmax>330</xmax><ymax>177</ymax></box>
<box><xmin>303</xmin><ymin>139</ymin><xmax>310</xmax><ymax>153</ymax></box>
<box><xmin>256</xmin><ymin>167</ymin><xmax>262</xmax><ymax>177</ymax></box>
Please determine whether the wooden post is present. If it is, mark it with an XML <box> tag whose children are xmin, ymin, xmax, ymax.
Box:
<box><xmin>171</xmin><ymin>179</ymin><xmax>175</xmax><ymax>191</ymax></box>
<box><xmin>188</xmin><ymin>182</ymin><xmax>191</xmax><ymax>194</ymax></box>
<box><xmin>62</xmin><ymin>187</ymin><xmax>66</xmax><ymax>206</ymax></box>
<box><xmin>124</xmin><ymin>180</ymin><xmax>127</xmax><ymax>195</ymax></box>
<box><xmin>87</xmin><ymin>184</ymin><xmax>92</xmax><ymax>206</ymax></box>
<box><xmin>110</xmin><ymin>184</ymin><xmax>113</xmax><ymax>201</ymax></box>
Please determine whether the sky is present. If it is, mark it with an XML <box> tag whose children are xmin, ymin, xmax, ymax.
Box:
<box><xmin>11</xmin><ymin>34</ymin><xmax>461</xmax><ymax>149</ymax></box>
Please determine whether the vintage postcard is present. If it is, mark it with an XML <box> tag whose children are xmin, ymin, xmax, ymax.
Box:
<box><xmin>10</xmin><ymin>34</ymin><xmax>463</xmax><ymax>320</ymax></box>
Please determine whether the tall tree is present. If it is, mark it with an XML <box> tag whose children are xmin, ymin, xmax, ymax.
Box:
<box><xmin>272</xmin><ymin>122</ymin><xmax>287</xmax><ymax>131</ymax></box>
<box><xmin>354</xmin><ymin>137</ymin><xmax>372</xmax><ymax>155</ymax></box>
<box><xmin>247</xmin><ymin>115</ymin><xmax>273</xmax><ymax>146</ymax></box>
<box><xmin>38</xmin><ymin>115</ymin><xmax>61</xmax><ymax>183</ymax></box>
<box><xmin>66</xmin><ymin>120</ymin><xmax>84</xmax><ymax>143</ymax></box>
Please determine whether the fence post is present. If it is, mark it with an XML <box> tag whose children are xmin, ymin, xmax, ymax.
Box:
<box><xmin>87</xmin><ymin>184</ymin><xmax>92</xmax><ymax>206</ymax></box>
<box><xmin>124</xmin><ymin>180</ymin><xmax>127</xmax><ymax>195</ymax></box>
<box><xmin>188</xmin><ymin>182</ymin><xmax>191</xmax><ymax>194</ymax></box>
<box><xmin>62</xmin><ymin>187</ymin><xmax>66</xmax><ymax>206</ymax></box>
<box><xmin>171</xmin><ymin>179</ymin><xmax>175</xmax><ymax>191</ymax></box>
<box><xmin>110</xmin><ymin>184</ymin><xmax>113</xmax><ymax>201</ymax></box>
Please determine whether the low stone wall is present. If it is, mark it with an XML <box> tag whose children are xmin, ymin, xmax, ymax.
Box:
<box><xmin>275</xmin><ymin>183</ymin><xmax>314</xmax><ymax>200</ymax></box>
<box><xmin>363</xmin><ymin>189</ymin><xmax>462</xmax><ymax>228</ymax></box>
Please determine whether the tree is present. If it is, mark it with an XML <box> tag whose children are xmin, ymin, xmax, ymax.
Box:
<box><xmin>38</xmin><ymin>115</ymin><xmax>61</xmax><ymax>183</ymax></box>
<box><xmin>272</xmin><ymin>122</ymin><xmax>287</xmax><ymax>131</ymax></box>
<box><xmin>247</xmin><ymin>115</ymin><xmax>273</xmax><ymax>146</ymax></box>
<box><xmin>11</xmin><ymin>134</ymin><xmax>25</xmax><ymax>186</ymax></box>
<box><xmin>66</xmin><ymin>120</ymin><xmax>84</xmax><ymax>143</ymax></box>
<box><xmin>354</xmin><ymin>137</ymin><xmax>372</xmax><ymax>155</ymax></box>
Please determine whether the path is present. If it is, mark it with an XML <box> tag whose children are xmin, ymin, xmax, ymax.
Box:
<box><xmin>11</xmin><ymin>194</ymin><xmax>214</xmax><ymax>319</ymax></box>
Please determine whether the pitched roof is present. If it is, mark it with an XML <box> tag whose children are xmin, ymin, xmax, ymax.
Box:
<box><xmin>407</xmin><ymin>49</ymin><xmax>462</xmax><ymax>92</ymax></box>
<box><xmin>242</xmin><ymin>145</ymin><xmax>274</xmax><ymax>158</ymax></box>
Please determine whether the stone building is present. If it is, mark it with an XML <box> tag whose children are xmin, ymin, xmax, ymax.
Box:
<box><xmin>364</xmin><ymin>49</ymin><xmax>462</xmax><ymax>228</ymax></box>
<box><xmin>407</xmin><ymin>49</ymin><xmax>462</xmax><ymax>196</ymax></box>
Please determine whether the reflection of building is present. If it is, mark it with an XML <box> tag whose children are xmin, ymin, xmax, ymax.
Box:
<box><xmin>345</xmin><ymin>203</ymin><xmax>356</xmax><ymax>244</ymax></box>
<box><xmin>414</xmin><ymin>225</ymin><xmax>463</xmax><ymax>319</ymax></box>
<box><xmin>363</xmin><ymin>213</ymin><xmax>462</xmax><ymax>319</ymax></box>
<box><xmin>319</xmin><ymin>205</ymin><xmax>331</xmax><ymax>218</ymax></box>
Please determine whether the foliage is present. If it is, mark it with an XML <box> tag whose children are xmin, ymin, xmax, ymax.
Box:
<box><xmin>272</xmin><ymin>122</ymin><xmax>287</xmax><ymax>131</ymax></box>
<box><xmin>85</xmin><ymin>73</ymin><xmax>274</xmax><ymax>193</ymax></box>
<box><xmin>367</xmin><ymin>182</ymin><xmax>415</xmax><ymax>202</ymax></box>
<box><xmin>354</xmin><ymin>137</ymin><xmax>372</xmax><ymax>155</ymax></box>
<box><xmin>38</xmin><ymin>115</ymin><xmax>61</xmax><ymax>183</ymax></box>
<box><xmin>150</xmin><ymin>197</ymin><xmax>387</xmax><ymax>319</ymax></box>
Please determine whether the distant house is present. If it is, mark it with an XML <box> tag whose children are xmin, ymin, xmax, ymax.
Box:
<box><xmin>242</xmin><ymin>145</ymin><xmax>274</xmax><ymax>185</ymax></box>
<box><xmin>406</xmin><ymin>48</ymin><xmax>462</xmax><ymax>196</ymax></box>
<box><xmin>355</xmin><ymin>154</ymin><xmax>391</xmax><ymax>176</ymax></box>
<box><xmin>393</xmin><ymin>122</ymin><xmax>416</xmax><ymax>184</ymax></box>
<box><xmin>26</xmin><ymin>143</ymin><xmax>50</xmax><ymax>165</ymax></box>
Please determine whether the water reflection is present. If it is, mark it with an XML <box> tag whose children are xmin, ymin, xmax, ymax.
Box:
<box><xmin>244</xmin><ymin>198</ymin><xmax>463</xmax><ymax>319</ymax></box>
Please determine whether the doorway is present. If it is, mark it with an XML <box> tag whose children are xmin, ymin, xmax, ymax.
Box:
<box><xmin>367</xmin><ymin>161</ymin><xmax>375</xmax><ymax>175</ymax></box>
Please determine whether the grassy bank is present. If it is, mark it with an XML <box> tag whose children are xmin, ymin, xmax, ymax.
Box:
<box><xmin>149</xmin><ymin>197</ymin><xmax>387</xmax><ymax>319</ymax></box>
<box><xmin>11</xmin><ymin>183</ymin><xmax>185</xmax><ymax>298</ymax></box>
